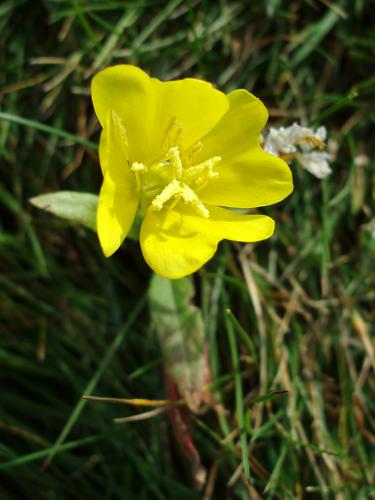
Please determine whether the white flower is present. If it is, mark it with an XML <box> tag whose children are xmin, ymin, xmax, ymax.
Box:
<box><xmin>296</xmin><ymin>151</ymin><xmax>331</xmax><ymax>179</ymax></box>
<box><xmin>263</xmin><ymin>122</ymin><xmax>332</xmax><ymax>179</ymax></box>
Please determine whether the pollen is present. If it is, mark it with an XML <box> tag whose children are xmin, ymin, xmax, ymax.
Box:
<box><xmin>130</xmin><ymin>145</ymin><xmax>220</xmax><ymax>218</ymax></box>
<box><xmin>130</xmin><ymin>162</ymin><xmax>148</xmax><ymax>192</ymax></box>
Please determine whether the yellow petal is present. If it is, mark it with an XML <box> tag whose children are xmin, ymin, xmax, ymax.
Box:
<box><xmin>140</xmin><ymin>204</ymin><xmax>274</xmax><ymax>278</ymax></box>
<box><xmin>202</xmin><ymin>205</ymin><xmax>275</xmax><ymax>242</ymax></box>
<box><xmin>140</xmin><ymin>208</ymin><xmax>218</xmax><ymax>279</ymax></box>
<box><xmin>150</xmin><ymin>77</ymin><xmax>229</xmax><ymax>155</ymax></box>
<box><xmin>164</xmin><ymin>204</ymin><xmax>274</xmax><ymax>242</ymax></box>
<box><xmin>92</xmin><ymin>65</ymin><xmax>229</xmax><ymax>166</ymax></box>
<box><xmin>192</xmin><ymin>89</ymin><xmax>293</xmax><ymax>208</ymax></box>
<box><xmin>98</xmin><ymin>113</ymin><xmax>133</xmax><ymax>188</ymax></box>
<box><xmin>193</xmin><ymin>89</ymin><xmax>268</xmax><ymax>162</ymax></box>
<box><xmin>199</xmin><ymin>148</ymin><xmax>293</xmax><ymax>208</ymax></box>
<box><xmin>97</xmin><ymin>179</ymin><xmax>139</xmax><ymax>257</ymax></box>
<box><xmin>92</xmin><ymin>65</ymin><xmax>157</xmax><ymax>164</ymax></box>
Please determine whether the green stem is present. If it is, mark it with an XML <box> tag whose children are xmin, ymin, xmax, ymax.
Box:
<box><xmin>224</xmin><ymin>302</ymin><xmax>251</xmax><ymax>479</ymax></box>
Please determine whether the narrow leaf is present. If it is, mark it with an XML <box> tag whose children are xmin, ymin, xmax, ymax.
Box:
<box><xmin>149</xmin><ymin>274</ymin><xmax>211</xmax><ymax>413</ymax></box>
<box><xmin>249</xmin><ymin>390</ymin><xmax>288</xmax><ymax>406</ymax></box>
<box><xmin>30</xmin><ymin>190</ymin><xmax>141</xmax><ymax>240</ymax></box>
<box><xmin>30</xmin><ymin>191</ymin><xmax>97</xmax><ymax>231</ymax></box>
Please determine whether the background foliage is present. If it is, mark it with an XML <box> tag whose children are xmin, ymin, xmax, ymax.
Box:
<box><xmin>0</xmin><ymin>0</ymin><xmax>374</xmax><ymax>498</ymax></box>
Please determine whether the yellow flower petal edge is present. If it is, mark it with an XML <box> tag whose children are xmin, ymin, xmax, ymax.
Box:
<box><xmin>97</xmin><ymin>178</ymin><xmax>139</xmax><ymax>257</ymax></box>
<box><xmin>199</xmin><ymin>148</ymin><xmax>293</xmax><ymax>208</ymax></box>
<box><xmin>192</xmin><ymin>89</ymin><xmax>268</xmax><ymax>162</ymax></box>
<box><xmin>140</xmin><ymin>206</ymin><xmax>274</xmax><ymax>279</ymax></box>
<box><xmin>92</xmin><ymin>65</ymin><xmax>156</xmax><ymax>165</ymax></box>
<box><xmin>92</xmin><ymin>64</ymin><xmax>293</xmax><ymax>278</ymax></box>
<box><xmin>140</xmin><ymin>208</ymin><xmax>219</xmax><ymax>280</ymax></box>
<box><xmin>92</xmin><ymin>65</ymin><xmax>228</xmax><ymax>165</ymax></box>
<box><xmin>196</xmin><ymin>89</ymin><xmax>293</xmax><ymax>208</ymax></box>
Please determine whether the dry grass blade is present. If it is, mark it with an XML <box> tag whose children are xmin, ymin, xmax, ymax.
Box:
<box><xmin>114</xmin><ymin>407</ymin><xmax>169</xmax><ymax>424</ymax></box>
<box><xmin>83</xmin><ymin>395</ymin><xmax>182</xmax><ymax>407</ymax></box>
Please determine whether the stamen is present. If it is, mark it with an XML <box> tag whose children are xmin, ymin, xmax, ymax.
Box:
<box><xmin>161</xmin><ymin>116</ymin><xmax>183</xmax><ymax>152</ymax></box>
<box><xmin>189</xmin><ymin>141</ymin><xmax>203</xmax><ymax>157</ymax></box>
<box><xmin>183</xmin><ymin>156</ymin><xmax>221</xmax><ymax>185</ymax></box>
<box><xmin>161</xmin><ymin>116</ymin><xmax>176</xmax><ymax>151</ymax></box>
<box><xmin>167</xmin><ymin>147</ymin><xmax>183</xmax><ymax>179</ymax></box>
<box><xmin>130</xmin><ymin>145</ymin><xmax>219</xmax><ymax>218</ymax></box>
<box><xmin>151</xmin><ymin>180</ymin><xmax>210</xmax><ymax>218</ymax></box>
<box><xmin>130</xmin><ymin>162</ymin><xmax>147</xmax><ymax>193</ymax></box>
<box><xmin>180</xmin><ymin>185</ymin><xmax>209</xmax><ymax>217</ymax></box>
<box><xmin>182</xmin><ymin>141</ymin><xmax>202</xmax><ymax>167</ymax></box>
<box><xmin>151</xmin><ymin>179</ymin><xmax>181</xmax><ymax>210</ymax></box>
<box><xmin>130</xmin><ymin>162</ymin><xmax>147</xmax><ymax>173</ymax></box>
<box><xmin>168</xmin><ymin>195</ymin><xmax>182</xmax><ymax>210</ymax></box>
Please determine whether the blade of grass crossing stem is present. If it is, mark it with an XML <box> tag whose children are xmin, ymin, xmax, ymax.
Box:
<box><xmin>202</xmin><ymin>264</ymin><xmax>232</xmax><ymax>442</ymax></box>
<box><xmin>131</xmin><ymin>0</ymin><xmax>184</xmax><ymax>50</ymax></box>
<box><xmin>321</xmin><ymin>178</ymin><xmax>331</xmax><ymax>297</ymax></box>
<box><xmin>224</xmin><ymin>298</ymin><xmax>250</xmax><ymax>479</ymax></box>
<box><xmin>263</xmin><ymin>443</ymin><xmax>288</xmax><ymax>495</ymax></box>
<box><xmin>90</xmin><ymin>9</ymin><xmax>142</xmax><ymax>73</ymax></box>
<box><xmin>290</xmin><ymin>10</ymin><xmax>340</xmax><ymax>68</ymax></box>
<box><xmin>225</xmin><ymin>309</ymin><xmax>257</xmax><ymax>364</ymax></box>
<box><xmin>0</xmin><ymin>112</ymin><xmax>98</xmax><ymax>150</ymax></box>
<box><xmin>0</xmin><ymin>183</ymin><xmax>48</xmax><ymax>276</ymax></box>
<box><xmin>68</xmin><ymin>0</ymin><xmax>98</xmax><ymax>44</ymax></box>
<box><xmin>0</xmin><ymin>435</ymin><xmax>102</xmax><ymax>470</ymax></box>
<box><xmin>44</xmin><ymin>294</ymin><xmax>147</xmax><ymax>466</ymax></box>
<box><xmin>329</xmin><ymin>135</ymin><xmax>356</xmax><ymax>207</ymax></box>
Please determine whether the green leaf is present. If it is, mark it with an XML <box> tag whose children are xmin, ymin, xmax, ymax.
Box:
<box><xmin>30</xmin><ymin>191</ymin><xmax>141</xmax><ymax>240</ymax></box>
<box><xmin>149</xmin><ymin>275</ymin><xmax>210</xmax><ymax>413</ymax></box>
<box><xmin>30</xmin><ymin>191</ymin><xmax>98</xmax><ymax>231</ymax></box>
<box><xmin>249</xmin><ymin>390</ymin><xmax>288</xmax><ymax>406</ymax></box>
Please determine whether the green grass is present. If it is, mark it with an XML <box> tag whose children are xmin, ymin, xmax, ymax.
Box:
<box><xmin>1</xmin><ymin>0</ymin><xmax>374</xmax><ymax>498</ymax></box>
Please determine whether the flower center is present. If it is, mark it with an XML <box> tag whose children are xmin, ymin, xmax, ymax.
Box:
<box><xmin>130</xmin><ymin>146</ymin><xmax>221</xmax><ymax>218</ymax></box>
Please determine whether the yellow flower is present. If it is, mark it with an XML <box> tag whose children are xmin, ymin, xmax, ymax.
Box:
<box><xmin>91</xmin><ymin>65</ymin><xmax>293</xmax><ymax>279</ymax></box>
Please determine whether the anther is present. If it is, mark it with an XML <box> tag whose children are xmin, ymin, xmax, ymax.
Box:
<box><xmin>130</xmin><ymin>145</ymin><xmax>219</xmax><ymax>218</ymax></box>
<box><xmin>130</xmin><ymin>162</ymin><xmax>147</xmax><ymax>193</ymax></box>
<box><xmin>182</xmin><ymin>155</ymin><xmax>221</xmax><ymax>185</ymax></box>
<box><xmin>161</xmin><ymin>116</ymin><xmax>183</xmax><ymax>152</ymax></box>
<box><xmin>166</xmin><ymin>147</ymin><xmax>183</xmax><ymax>179</ymax></box>
<box><xmin>151</xmin><ymin>179</ymin><xmax>181</xmax><ymax>210</ymax></box>
<box><xmin>130</xmin><ymin>162</ymin><xmax>147</xmax><ymax>173</ymax></box>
